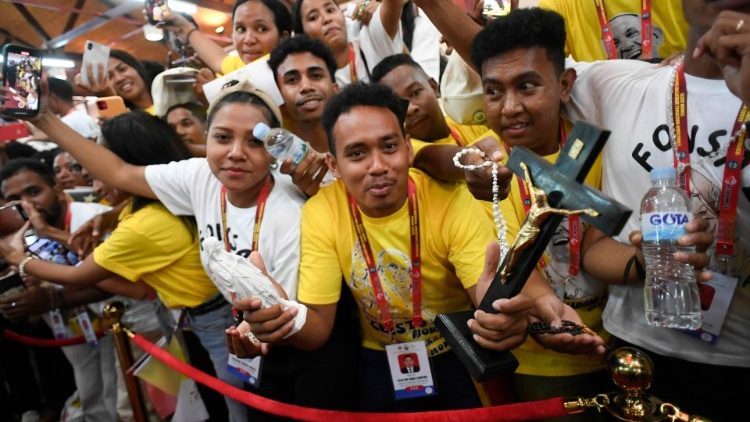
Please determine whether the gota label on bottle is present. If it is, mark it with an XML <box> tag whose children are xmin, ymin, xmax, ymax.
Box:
<box><xmin>641</xmin><ymin>212</ymin><xmax>689</xmax><ymax>241</ymax></box>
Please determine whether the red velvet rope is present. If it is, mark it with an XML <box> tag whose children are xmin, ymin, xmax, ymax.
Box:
<box><xmin>1</xmin><ymin>328</ymin><xmax>105</xmax><ymax>347</ymax></box>
<box><xmin>131</xmin><ymin>333</ymin><xmax>570</xmax><ymax>422</ymax></box>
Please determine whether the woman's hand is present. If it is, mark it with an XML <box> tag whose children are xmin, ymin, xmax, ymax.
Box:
<box><xmin>0</xmin><ymin>221</ymin><xmax>30</xmax><ymax>266</ymax></box>
<box><xmin>74</xmin><ymin>63</ymin><xmax>116</xmax><ymax>97</ymax></box>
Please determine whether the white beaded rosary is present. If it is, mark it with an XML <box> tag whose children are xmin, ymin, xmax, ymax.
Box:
<box><xmin>453</xmin><ymin>148</ymin><xmax>510</xmax><ymax>263</ymax></box>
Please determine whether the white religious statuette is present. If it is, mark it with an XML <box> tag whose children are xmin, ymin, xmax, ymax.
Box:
<box><xmin>453</xmin><ymin>148</ymin><xmax>509</xmax><ymax>263</ymax></box>
<box><xmin>202</xmin><ymin>237</ymin><xmax>307</xmax><ymax>338</ymax></box>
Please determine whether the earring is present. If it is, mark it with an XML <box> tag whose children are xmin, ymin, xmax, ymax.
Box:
<box><xmin>269</xmin><ymin>160</ymin><xmax>278</xmax><ymax>170</ymax></box>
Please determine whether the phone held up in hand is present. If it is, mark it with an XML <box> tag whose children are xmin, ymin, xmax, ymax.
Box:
<box><xmin>1</xmin><ymin>44</ymin><xmax>43</xmax><ymax>118</ymax></box>
<box><xmin>81</xmin><ymin>40</ymin><xmax>110</xmax><ymax>88</ymax></box>
<box><xmin>145</xmin><ymin>0</ymin><xmax>170</xmax><ymax>25</ymax></box>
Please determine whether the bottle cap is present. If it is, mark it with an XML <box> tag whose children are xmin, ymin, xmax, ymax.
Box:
<box><xmin>650</xmin><ymin>167</ymin><xmax>676</xmax><ymax>182</ymax></box>
<box><xmin>253</xmin><ymin>122</ymin><xmax>271</xmax><ymax>142</ymax></box>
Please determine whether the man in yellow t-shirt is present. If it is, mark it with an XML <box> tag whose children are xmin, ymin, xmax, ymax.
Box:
<box><xmin>237</xmin><ymin>83</ymin><xmax>599</xmax><ymax>412</ymax></box>
<box><xmin>539</xmin><ymin>0</ymin><xmax>688</xmax><ymax>61</ymax></box>
<box><xmin>371</xmin><ymin>54</ymin><xmax>489</xmax><ymax>174</ymax></box>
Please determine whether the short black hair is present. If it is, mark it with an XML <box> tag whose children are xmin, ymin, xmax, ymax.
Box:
<box><xmin>371</xmin><ymin>53</ymin><xmax>426</xmax><ymax>83</ymax></box>
<box><xmin>233</xmin><ymin>0</ymin><xmax>292</xmax><ymax>35</ymax></box>
<box><xmin>101</xmin><ymin>110</ymin><xmax>191</xmax><ymax>212</ymax></box>
<box><xmin>47</xmin><ymin>77</ymin><xmax>74</xmax><ymax>103</ymax></box>
<box><xmin>166</xmin><ymin>102</ymin><xmax>207</xmax><ymax>123</ymax></box>
<box><xmin>471</xmin><ymin>8</ymin><xmax>566</xmax><ymax>75</ymax></box>
<box><xmin>322</xmin><ymin>83</ymin><xmax>407</xmax><ymax>155</ymax></box>
<box><xmin>268</xmin><ymin>35</ymin><xmax>337</xmax><ymax>82</ymax></box>
<box><xmin>292</xmin><ymin>0</ymin><xmax>305</xmax><ymax>35</ymax></box>
<box><xmin>0</xmin><ymin>158</ymin><xmax>56</xmax><ymax>193</ymax></box>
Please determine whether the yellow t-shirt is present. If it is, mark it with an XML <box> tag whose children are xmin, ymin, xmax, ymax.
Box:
<box><xmin>297</xmin><ymin>170</ymin><xmax>495</xmax><ymax>356</ymax></box>
<box><xmin>144</xmin><ymin>104</ymin><xmax>156</xmax><ymax>116</ymax></box>
<box><xmin>93</xmin><ymin>202</ymin><xmax>218</xmax><ymax>308</ymax></box>
<box><xmin>411</xmin><ymin>117</ymin><xmax>490</xmax><ymax>157</ymax></box>
<box><xmin>220</xmin><ymin>55</ymin><xmax>246</xmax><ymax>76</ymax></box>
<box><xmin>539</xmin><ymin>0</ymin><xmax>688</xmax><ymax>62</ymax></box>
<box><xmin>475</xmin><ymin>129</ymin><xmax>609</xmax><ymax>376</ymax></box>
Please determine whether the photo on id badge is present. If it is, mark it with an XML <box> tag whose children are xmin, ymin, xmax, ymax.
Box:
<box><xmin>385</xmin><ymin>341</ymin><xmax>436</xmax><ymax>400</ymax></box>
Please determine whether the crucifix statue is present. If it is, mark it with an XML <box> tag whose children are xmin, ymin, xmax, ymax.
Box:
<box><xmin>436</xmin><ymin>121</ymin><xmax>632</xmax><ymax>381</ymax></box>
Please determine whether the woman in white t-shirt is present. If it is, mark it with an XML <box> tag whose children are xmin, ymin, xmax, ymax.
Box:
<box><xmin>292</xmin><ymin>0</ymin><xmax>404</xmax><ymax>85</ymax></box>
<box><xmin>2</xmin><ymin>76</ymin><xmax>360</xmax><ymax>417</ymax></box>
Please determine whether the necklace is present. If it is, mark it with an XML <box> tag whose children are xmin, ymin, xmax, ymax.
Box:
<box><xmin>453</xmin><ymin>148</ymin><xmax>509</xmax><ymax>263</ymax></box>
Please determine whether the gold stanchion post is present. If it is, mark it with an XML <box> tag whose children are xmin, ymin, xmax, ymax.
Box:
<box><xmin>104</xmin><ymin>301</ymin><xmax>148</xmax><ymax>422</ymax></box>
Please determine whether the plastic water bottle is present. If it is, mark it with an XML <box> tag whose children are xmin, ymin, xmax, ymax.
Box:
<box><xmin>640</xmin><ymin>167</ymin><xmax>701</xmax><ymax>330</ymax></box>
<box><xmin>253</xmin><ymin>123</ymin><xmax>335</xmax><ymax>185</ymax></box>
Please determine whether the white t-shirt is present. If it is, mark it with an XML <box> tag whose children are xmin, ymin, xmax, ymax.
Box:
<box><xmin>335</xmin><ymin>4</ymin><xmax>404</xmax><ymax>86</ymax></box>
<box><xmin>566</xmin><ymin>59</ymin><xmax>750</xmax><ymax>367</ymax></box>
<box><xmin>409</xmin><ymin>10</ymin><xmax>441</xmax><ymax>83</ymax></box>
<box><xmin>144</xmin><ymin>158</ymin><xmax>304</xmax><ymax>300</ymax></box>
<box><xmin>61</xmin><ymin>109</ymin><xmax>100</xmax><ymax>140</ymax></box>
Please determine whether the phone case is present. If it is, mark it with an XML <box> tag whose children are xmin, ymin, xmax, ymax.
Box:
<box><xmin>2</xmin><ymin>44</ymin><xmax>43</xmax><ymax>118</ymax></box>
<box><xmin>93</xmin><ymin>96</ymin><xmax>128</xmax><ymax>120</ymax></box>
<box><xmin>81</xmin><ymin>41</ymin><xmax>110</xmax><ymax>87</ymax></box>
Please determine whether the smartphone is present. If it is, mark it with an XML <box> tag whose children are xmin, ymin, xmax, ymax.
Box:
<box><xmin>1</xmin><ymin>44</ymin><xmax>43</xmax><ymax>118</ymax></box>
<box><xmin>145</xmin><ymin>0</ymin><xmax>169</xmax><ymax>25</ymax></box>
<box><xmin>81</xmin><ymin>40</ymin><xmax>110</xmax><ymax>88</ymax></box>
<box><xmin>0</xmin><ymin>121</ymin><xmax>30</xmax><ymax>142</ymax></box>
<box><xmin>90</xmin><ymin>96</ymin><xmax>128</xmax><ymax>120</ymax></box>
<box><xmin>0</xmin><ymin>201</ymin><xmax>27</xmax><ymax>236</ymax></box>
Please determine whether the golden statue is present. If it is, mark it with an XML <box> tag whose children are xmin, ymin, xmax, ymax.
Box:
<box><xmin>499</xmin><ymin>162</ymin><xmax>599</xmax><ymax>281</ymax></box>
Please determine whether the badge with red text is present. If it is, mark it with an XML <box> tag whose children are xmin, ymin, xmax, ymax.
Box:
<box><xmin>385</xmin><ymin>341</ymin><xmax>436</xmax><ymax>400</ymax></box>
<box><xmin>227</xmin><ymin>354</ymin><xmax>262</xmax><ymax>388</ymax></box>
<box><xmin>682</xmin><ymin>271</ymin><xmax>737</xmax><ymax>344</ymax></box>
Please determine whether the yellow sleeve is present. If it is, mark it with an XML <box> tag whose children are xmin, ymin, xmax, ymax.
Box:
<box><xmin>93</xmin><ymin>207</ymin><xmax>186</xmax><ymax>282</ymax></box>
<box><xmin>296</xmin><ymin>193</ymin><xmax>344</xmax><ymax>305</ymax></box>
<box><xmin>219</xmin><ymin>55</ymin><xmax>246</xmax><ymax>76</ymax></box>
<box><xmin>443</xmin><ymin>185</ymin><xmax>497</xmax><ymax>290</ymax></box>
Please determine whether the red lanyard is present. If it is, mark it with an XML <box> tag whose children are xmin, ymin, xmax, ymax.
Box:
<box><xmin>506</xmin><ymin>124</ymin><xmax>580</xmax><ymax>276</ymax></box>
<box><xmin>594</xmin><ymin>0</ymin><xmax>653</xmax><ymax>60</ymax></box>
<box><xmin>64</xmin><ymin>204</ymin><xmax>72</xmax><ymax>232</ymax></box>
<box><xmin>219</xmin><ymin>176</ymin><xmax>272</xmax><ymax>253</ymax></box>
<box><xmin>348</xmin><ymin>43</ymin><xmax>358</xmax><ymax>83</ymax></box>
<box><xmin>672</xmin><ymin>63</ymin><xmax>748</xmax><ymax>258</ymax></box>
<box><xmin>449</xmin><ymin>127</ymin><xmax>465</xmax><ymax>147</ymax></box>
<box><xmin>348</xmin><ymin>177</ymin><xmax>422</xmax><ymax>332</ymax></box>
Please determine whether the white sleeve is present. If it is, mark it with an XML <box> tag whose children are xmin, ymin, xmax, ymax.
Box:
<box><xmin>358</xmin><ymin>4</ymin><xmax>404</xmax><ymax>73</ymax></box>
<box><xmin>267</xmin><ymin>217</ymin><xmax>301</xmax><ymax>301</ymax></box>
<box><xmin>409</xmin><ymin>13</ymin><xmax>441</xmax><ymax>82</ymax></box>
<box><xmin>143</xmin><ymin>158</ymin><xmax>204</xmax><ymax>216</ymax></box>
<box><xmin>563</xmin><ymin>58</ymin><xmax>603</xmax><ymax>125</ymax></box>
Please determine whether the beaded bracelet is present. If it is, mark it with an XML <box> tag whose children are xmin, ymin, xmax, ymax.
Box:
<box><xmin>18</xmin><ymin>255</ymin><xmax>36</xmax><ymax>278</ymax></box>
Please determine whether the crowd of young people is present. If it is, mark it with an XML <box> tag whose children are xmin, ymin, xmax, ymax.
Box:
<box><xmin>1</xmin><ymin>1</ymin><xmax>748</xmax><ymax>421</ymax></box>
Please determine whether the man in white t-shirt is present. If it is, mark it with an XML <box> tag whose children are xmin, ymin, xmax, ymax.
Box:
<box><xmin>47</xmin><ymin>77</ymin><xmax>100</xmax><ymax>140</ymax></box>
<box><xmin>565</xmin><ymin>1</ymin><xmax>750</xmax><ymax>419</ymax></box>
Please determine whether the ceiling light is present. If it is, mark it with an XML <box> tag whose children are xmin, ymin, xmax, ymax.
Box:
<box><xmin>169</xmin><ymin>0</ymin><xmax>198</xmax><ymax>15</ymax></box>
<box><xmin>143</xmin><ymin>24</ymin><xmax>164</xmax><ymax>41</ymax></box>
<box><xmin>215</xmin><ymin>25</ymin><xmax>225</xmax><ymax>34</ymax></box>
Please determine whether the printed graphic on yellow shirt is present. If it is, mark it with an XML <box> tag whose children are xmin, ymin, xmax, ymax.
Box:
<box><xmin>348</xmin><ymin>242</ymin><xmax>448</xmax><ymax>357</ymax></box>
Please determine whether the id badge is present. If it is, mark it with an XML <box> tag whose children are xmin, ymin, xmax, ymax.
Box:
<box><xmin>682</xmin><ymin>271</ymin><xmax>737</xmax><ymax>344</ymax></box>
<box><xmin>76</xmin><ymin>309</ymin><xmax>98</xmax><ymax>347</ymax></box>
<box><xmin>385</xmin><ymin>341</ymin><xmax>436</xmax><ymax>400</ymax></box>
<box><xmin>48</xmin><ymin>309</ymin><xmax>67</xmax><ymax>339</ymax></box>
<box><xmin>227</xmin><ymin>354</ymin><xmax>262</xmax><ymax>388</ymax></box>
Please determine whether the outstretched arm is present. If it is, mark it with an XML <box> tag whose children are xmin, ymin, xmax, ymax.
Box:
<box><xmin>413</xmin><ymin>0</ymin><xmax>483</xmax><ymax>71</ymax></box>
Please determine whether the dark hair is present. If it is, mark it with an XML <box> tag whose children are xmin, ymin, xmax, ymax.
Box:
<box><xmin>4</xmin><ymin>141</ymin><xmax>38</xmax><ymax>160</ymax></box>
<box><xmin>109</xmin><ymin>49</ymin><xmax>154</xmax><ymax>109</ymax></box>
<box><xmin>0</xmin><ymin>158</ymin><xmax>56</xmax><ymax>191</ymax></box>
<box><xmin>166</xmin><ymin>102</ymin><xmax>208</xmax><ymax>123</ymax></box>
<box><xmin>471</xmin><ymin>8</ymin><xmax>566</xmax><ymax>75</ymax></box>
<box><xmin>47</xmin><ymin>77</ymin><xmax>74</xmax><ymax>103</ymax></box>
<box><xmin>233</xmin><ymin>0</ymin><xmax>292</xmax><ymax>35</ymax></box>
<box><xmin>141</xmin><ymin>60</ymin><xmax>166</xmax><ymax>83</ymax></box>
<box><xmin>292</xmin><ymin>0</ymin><xmax>305</xmax><ymax>35</ymax></box>
<box><xmin>268</xmin><ymin>35</ymin><xmax>337</xmax><ymax>82</ymax></box>
<box><xmin>371</xmin><ymin>53</ymin><xmax>426</xmax><ymax>83</ymax></box>
<box><xmin>207</xmin><ymin>91</ymin><xmax>281</xmax><ymax>129</ymax></box>
<box><xmin>101</xmin><ymin>111</ymin><xmax>191</xmax><ymax>211</ymax></box>
<box><xmin>322</xmin><ymin>83</ymin><xmax>407</xmax><ymax>155</ymax></box>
